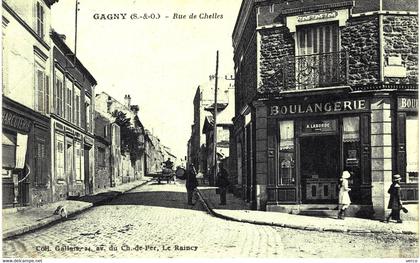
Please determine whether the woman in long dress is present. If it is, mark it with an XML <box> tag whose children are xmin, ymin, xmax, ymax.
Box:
<box><xmin>337</xmin><ymin>171</ymin><xmax>351</xmax><ymax>219</ymax></box>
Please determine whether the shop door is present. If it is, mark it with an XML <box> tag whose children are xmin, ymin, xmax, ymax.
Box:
<box><xmin>300</xmin><ymin>135</ymin><xmax>340</xmax><ymax>203</ymax></box>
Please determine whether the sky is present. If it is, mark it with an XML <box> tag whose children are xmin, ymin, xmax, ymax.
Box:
<box><xmin>51</xmin><ymin>0</ymin><xmax>242</xmax><ymax>160</ymax></box>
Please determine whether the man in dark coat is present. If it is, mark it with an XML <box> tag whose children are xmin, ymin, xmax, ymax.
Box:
<box><xmin>185</xmin><ymin>164</ymin><xmax>198</xmax><ymax>205</ymax></box>
<box><xmin>386</xmin><ymin>174</ymin><xmax>403</xmax><ymax>223</ymax></box>
<box><xmin>217</xmin><ymin>162</ymin><xmax>230</xmax><ymax>205</ymax></box>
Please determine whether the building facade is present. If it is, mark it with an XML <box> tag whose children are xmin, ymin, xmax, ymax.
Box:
<box><xmin>2</xmin><ymin>0</ymin><xmax>58</xmax><ymax>207</ymax></box>
<box><xmin>232</xmin><ymin>0</ymin><xmax>418</xmax><ymax>219</ymax></box>
<box><xmin>50</xmin><ymin>31</ymin><xmax>97</xmax><ymax>200</ymax></box>
<box><xmin>95</xmin><ymin>92</ymin><xmax>146</xmax><ymax>184</ymax></box>
<box><xmin>94</xmin><ymin>111</ymin><xmax>111</xmax><ymax>191</ymax></box>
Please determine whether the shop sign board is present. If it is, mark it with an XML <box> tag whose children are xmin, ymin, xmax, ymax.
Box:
<box><xmin>269</xmin><ymin>99</ymin><xmax>368</xmax><ymax>117</ymax></box>
<box><xmin>2</xmin><ymin>109</ymin><xmax>31</xmax><ymax>133</ymax></box>
<box><xmin>301</xmin><ymin>119</ymin><xmax>337</xmax><ymax>134</ymax></box>
<box><xmin>398</xmin><ymin>97</ymin><xmax>418</xmax><ymax>111</ymax></box>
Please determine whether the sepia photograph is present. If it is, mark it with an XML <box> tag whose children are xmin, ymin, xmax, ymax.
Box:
<box><xmin>1</xmin><ymin>0</ymin><xmax>419</xmax><ymax>261</ymax></box>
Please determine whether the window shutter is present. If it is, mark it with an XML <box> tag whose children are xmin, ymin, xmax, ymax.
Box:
<box><xmin>37</xmin><ymin>70</ymin><xmax>44</xmax><ymax>113</ymax></box>
<box><xmin>45</xmin><ymin>75</ymin><xmax>50</xmax><ymax>114</ymax></box>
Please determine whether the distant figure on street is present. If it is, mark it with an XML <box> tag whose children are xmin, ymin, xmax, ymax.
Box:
<box><xmin>386</xmin><ymin>174</ymin><xmax>403</xmax><ymax>223</ymax></box>
<box><xmin>163</xmin><ymin>158</ymin><xmax>174</xmax><ymax>170</ymax></box>
<box><xmin>217</xmin><ymin>162</ymin><xmax>230</xmax><ymax>205</ymax></box>
<box><xmin>337</xmin><ymin>171</ymin><xmax>351</xmax><ymax>219</ymax></box>
<box><xmin>185</xmin><ymin>164</ymin><xmax>198</xmax><ymax>205</ymax></box>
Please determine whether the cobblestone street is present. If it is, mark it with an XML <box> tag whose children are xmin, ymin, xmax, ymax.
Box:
<box><xmin>3</xmin><ymin>181</ymin><xmax>418</xmax><ymax>258</ymax></box>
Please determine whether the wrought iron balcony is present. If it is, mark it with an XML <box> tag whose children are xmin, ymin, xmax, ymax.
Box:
<box><xmin>263</xmin><ymin>51</ymin><xmax>349</xmax><ymax>91</ymax></box>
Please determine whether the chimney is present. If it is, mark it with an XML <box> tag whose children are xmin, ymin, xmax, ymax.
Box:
<box><xmin>124</xmin><ymin>94</ymin><xmax>131</xmax><ymax>108</ymax></box>
<box><xmin>107</xmin><ymin>96</ymin><xmax>112</xmax><ymax>113</ymax></box>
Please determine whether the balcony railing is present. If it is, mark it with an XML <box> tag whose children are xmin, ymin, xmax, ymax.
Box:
<box><xmin>263</xmin><ymin>51</ymin><xmax>348</xmax><ymax>91</ymax></box>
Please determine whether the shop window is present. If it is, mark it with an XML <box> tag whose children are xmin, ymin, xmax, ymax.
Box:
<box><xmin>66</xmin><ymin>141</ymin><xmax>74</xmax><ymax>181</ymax></box>
<box><xmin>278</xmin><ymin>120</ymin><xmax>295</xmax><ymax>185</ymax></box>
<box><xmin>55</xmin><ymin>133</ymin><xmax>65</xmax><ymax>180</ymax></box>
<box><xmin>2</xmin><ymin>132</ymin><xmax>16</xmax><ymax>177</ymax></box>
<box><xmin>75</xmin><ymin>142</ymin><xmax>82</xmax><ymax>181</ymax></box>
<box><xmin>343</xmin><ymin>117</ymin><xmax>360</xmax><ymax>174</ymax></box>
<box><xmin>406</xmin><ymin>116</ymin><xmax>418</xmax><ymax>183</ymax></box>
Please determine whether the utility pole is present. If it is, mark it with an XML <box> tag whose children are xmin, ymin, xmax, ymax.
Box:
<box><xmin>74</xmin><ymin>0</ymin><xmax>79</xmax><ymax>66</ymax></box>
<box><xmin>213</xmin><ymin>51</ymin><xmax>219</xmax><ymax>186</ymax></box>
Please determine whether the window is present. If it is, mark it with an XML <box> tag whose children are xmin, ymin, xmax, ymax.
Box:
<box><xmin>75</xmin><ymin>141</ymin><xmax>82</xmax><ymax>181</ymax></box>
<box><xmin>406</xmin><ymin>116</ymin><xmax>418</xmax><ymax>183</ymax></box>
<box><xmin>54</xmin><ymin>69</ymin><xmax>64</xmax><ymax>117</ymax></box>
<box><xmin>278</xmin><ymin>120</ymin><xmax>295</xmax><ymax>185</ymax></box>
<box><xmin>65</xmin><ymin>77</ymin><xmax>73</xmax><ymax>122</ymax></box>
<box><xmin>36</xmin><ymin>2</ymin><xmax>44</xmax><ymax>38</ymax></box>
<box><xmin>296</xmin><ymin>22</ymin><xmax>340</xmax><ymax>88</ymax></box>
<box><xmin>85</xmin><ymin>96</ymin><xmax>92</xmax><ymax>132</ymax></box>
<box><xmin>55</xmin><ymin>133</ymin><xmax>65</xmax><ymax>180</ymax></box>
<box><xmin>35</xmin><ymin>64</ymin><xmax>49</xmax><ymax>114</ymax></box>
<box><xmin>297</xmin><ymin>23</ymin><xmax>339</xmax><ymax>55</ymax></box>
<box><xmin>74</xmin><ymin>86</ymin><xmax>81</xmax><ymax>126</ymax></box>
<box><xmin>343</xmin><ymin>116</ymin><xmax>360</xmax><ymax>177</ymax></box>
<box><xmin>2</xmin><ymin>132</ymin><xmax>17</xmax><ymax>175</ymax></box>
<box><xmin>98</xmin><ymin>147</ymin><xmax>106</xmax><ymax>166</ymax></box>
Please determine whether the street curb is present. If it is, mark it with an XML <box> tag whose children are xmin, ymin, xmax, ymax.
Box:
<box><xmin>196</xmin><ymin>189</ymin><xmax>417</xmax><ymax>236</ymax></box>
<box><xmin>3</xmin><ymin>179</ymin><xmax>152</xmax><ymax>240</ymax></box>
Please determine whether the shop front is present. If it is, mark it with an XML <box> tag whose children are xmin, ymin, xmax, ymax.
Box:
<box><xmin>255</xmin><ymin>91</ymin><xmax>418</xmax><ymax>218</ymax></box>
<box><xmin>263</xmin><ymin>94</ymin><xmax>374</xmax><ymax>216</ymax></box>
<box><xmin>2</xmin><ymin>97</ymin><xmax>51</xmax><ymax>208</ymax></box>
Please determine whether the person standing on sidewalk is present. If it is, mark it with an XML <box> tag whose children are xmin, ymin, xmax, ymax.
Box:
<box><xmin>217</xmin><ymin>162</ymin><xmax>230</xmax><ymax>205</ymax></box>
<box><xmin>337</xmin><ymin>171</ymin><xmax>351</xmax><ymax>219</ymax></box>
<box><xmin>385</xmin><ymin>174</ymin><xmax>403</xmax><ymax>223</ymax></box>
<box><xmin>186</xmin><ymin>164</ymin><xmax>198</xmax><ymax>205</ymax></box>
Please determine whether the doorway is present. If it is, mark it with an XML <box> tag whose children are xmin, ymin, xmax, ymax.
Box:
<box><xmin>300</xmin><ymin>135</ymin><xmax>340</xmax><ymax>203</ymax></box>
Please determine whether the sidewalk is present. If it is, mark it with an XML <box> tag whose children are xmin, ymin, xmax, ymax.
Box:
<box><xmin>196</xmin><ymin>186</ymin><xmax>418</xmax><ymax>235</ymax></box>
<box><xmin>2</xmin><ymin>178</ymin><xmax>150</xmax><ymax>240</ymax></box>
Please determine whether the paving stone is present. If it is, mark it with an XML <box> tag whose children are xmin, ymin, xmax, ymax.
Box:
<box><xmin>2</xmin><ymin>180</ymin><xmax>418</xmax><ymax>258</ymax></box>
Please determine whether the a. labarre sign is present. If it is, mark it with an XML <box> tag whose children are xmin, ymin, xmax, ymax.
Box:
<box><xmin>270</xmin><ymin>99</ymin><xmax>368</xmax><ymax>116</ymax></box>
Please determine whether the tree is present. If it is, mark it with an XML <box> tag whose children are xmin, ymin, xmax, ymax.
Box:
<box><xmin>112</xmin><ymin>110</ymin><xmax>143</xmax><ymax>162</ymax></box>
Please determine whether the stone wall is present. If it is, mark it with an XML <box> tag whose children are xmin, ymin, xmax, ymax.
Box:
<box><xmin>383</xmin><ymin>15</ymin><xmax>418</xmax><ymax>84</ymax></box>
<box><xmin>341</xmin><ymin>16</ymin><xmax>380</xmax><ymax>85</ymax></box>
<box><xmin>94</xmin><ymin>141</ymin><xmax>111</xmax><ymax>191</ymax></box>
<box><xmin>258</xmin><ymin>27</ymin><xmax>295</xmax><ymax>93</ymax></box>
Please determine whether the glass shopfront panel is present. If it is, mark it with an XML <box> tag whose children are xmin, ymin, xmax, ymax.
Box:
<box><xmin>278</xmin><ymin>120</ymin><xmax>295</xmax><ymax>186</ymax></box>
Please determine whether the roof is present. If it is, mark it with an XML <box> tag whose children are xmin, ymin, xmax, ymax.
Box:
<box><xmin>50</xmin><ymin>30</ymin><xmax>97</xmax><ymax>86</ymax></box>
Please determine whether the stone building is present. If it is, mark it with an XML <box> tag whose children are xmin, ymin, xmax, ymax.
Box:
<box><xmin>2</xmin><ymin>0</ymin><xmax>59</xmax><ymax>207</ymax></box>
<box><xmin>50</xmin><ymin>30</ymin><xmax>97</xmax><ymax>200</ymax></box>
<box><xmin>94</xmin><ymin>111</ymin><xmax>111</xmax><ymax>191</ymax></box>
<box><xmin>144</xmin><ymin>130</ymin><xmax>165</xmax><ymax>175</ymax></box>
<box><xmin>231</xmin><ymin>0</ymin><xmax>418</xmax><ymax>219</ymax></box>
